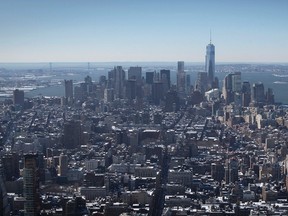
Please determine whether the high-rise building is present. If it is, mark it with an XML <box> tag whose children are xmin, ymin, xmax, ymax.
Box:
<box><xmin>205</xmin><ymin>39</ymin><xmax>215</xmax><ymax>88</ymax></box>
<box><xmin>164</xmin><ymin>90</ymin><xmax>180</xmax><ymax>112</ymax></box>
<box><xmin>104</xmin><ymin>88</ymin><xmax>114</xmax><ymax>103</ymax></box>
<box><xmin>222</xmin><ymin>72</ymin><xmax>241</xmax><ymax>105</ymax></box>
<box><xmin>13</xmin><ymin>89</ymin><xmax>24</xmax><ymax>107</ymax></box>
<box><xmin>242</xmin><ymin>81</ymin><xmax>251</xmax><ymax>107</ymax></box>
<box><xmin>59</xmin><ymin>153</ymin><xmax>68</xmax><ymax>177</ymax></box>
<box><xmin>152</xmin><ymin>81</ymin><xmax>163</xmax><ymax>105</ymax></box>
<box><xmin>2</xmin><ymin>152</ymin><xmax>20</xmax><ymax>181</ymax></box>
<box><xmin>0</xmin><ymin>164</ymin><xmax>9</xmax><ymax>216</ymax></box>
<box><xmin>128</xmin><ymin>66</ymin><xmax>142</xmax><ymax>85</ymax></box>
<box><xmin>145</xmin><ymin>72</ymin><xmax>154</xmax><ymax>84</ymax></box>
<box><xmin>266</xmin><ymin>88</ymin><xmax>275</xmax><ymax>104</ymax></box>
<box><xmin>23</xmin><ymin>154</ymin><xmax>40</xmax><ymax>216</ymax></box>
<box><xmin>177</xmin><ymin>61</ymin><xmax>186</xmax><ymax>94</ymax></box>
<box><xmin>186</xmin><ymin>74</ymin><xmax>191</xmax><ymax>94</ymax></box>
<box><xmin>109</xmin><ymin>66</ymin><xmax>126</xmax><ymax>99</ymax></box>
<box><xmin>160</xmin><ymin>69</ymin><xmax>171</xmax><ymax>93</ymax></box>
<box><xmin>252</xmin><ymin>82</ymin><xmax>265</xmax><ymax>104</ymax></box>
<box><xmin>64</xmin><ymin>80</ymin><xmax>73</xmax><ymax>101</ymax></box>
<box><xmin>177</xmin><ymin>61</ymin><xmax>184</xmax><ymax>73</ymax></box>
<box><xmin>126</xmin><ymin>79</ymin><xmax>136</xmax><ymax>100</ymax></box>
<box><xmin>195</xmin><ymin>72</ymin><xmax>208</xmax><ymax>94</ymax></box>
<box><xmin>63</xmin><ymin>120</ymin><xmax>82</xmax><ymax>149</ymax></box>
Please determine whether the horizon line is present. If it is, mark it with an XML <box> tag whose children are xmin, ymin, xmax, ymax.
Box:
<box><xmin>1</xmin><ymin>61</ymin><xmax>288</xmax><ymax>64</ymax></box>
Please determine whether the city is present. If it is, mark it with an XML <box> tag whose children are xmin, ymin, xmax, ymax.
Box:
<box><xmin>1</xmin><ymin>1</ymin><xmax>288</xmax><ymax>216</ymax></box>
<box><xmin>1</xmin><ymin>38</ymin><xmax>288</xmax><ymax>215</ymax></box>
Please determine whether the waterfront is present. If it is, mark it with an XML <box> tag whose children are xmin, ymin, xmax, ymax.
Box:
<box><xmin>1</xmin><ymin>62</ymin><xmax>288</xmax><ymax>104</ymax></box>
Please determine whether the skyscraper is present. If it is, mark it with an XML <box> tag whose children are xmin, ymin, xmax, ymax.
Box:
<box><xmin>205</xmin><ymin>38</ymin><xmax>215</xmax><ymax>88</ymax></box>
<box><xmin>126</xmin><ymin>79</ymin><xmax>136</xmax><ymax>100</ymax></box>
<box><xmin>177</xmin><ymin>61</ymin><xmax>186</xmax><ymax>94</ymax></box>
<box><xmin>13</xmin><ymin>89</ymin><xmax>24</xmax><ymax>107</ymax></box>
<box><xmin>109</xmin><ymin>66</ymin><xmax>126</xmax><ymax>99</ymax></box>
<box><xmin>23</xmin><ymin>154</ymin><xmax>40</xmax><ymax>216</ymax></box>
<box><xmin>242</xmin><ymin>81</ymin><xmax>251</xmax><ymax>107</ymax></box>
<box><xmin>222</xmin><ymin>72</ymin><xmax>241</xmax><ymax>105</ymax></box>
<box><xmin>2</xmin><ymin>152</ymin><xmax>20</xmax><ymax>181</ymax></box>
<box><xmin>128</xmin><ymin>66</ymin><xmax>142</xmax><ymax>85</ymax></box>
<box><xmin>59</xmin><ymin>153</ymin><xmax>68</xmax><ymax>177</ymax></box>
<box><xmin>160</xmin><ymin>69</ymin><xmax>171</xmax><ymax>93</ymax></box>
<box><xmin>64</xmin><ymin>80</ymin><xmax>73</xmax><ymax>101</ymax></box>
<box><xmin>146</xmin><ymin>72</ymin><xmax>154</xmax><ymax>84</ymax></box>
<box><xmin>195</xmin><ymin>72</ymin><xmax>208</xmax><ymax>94</ymax></box>
<box><xmin>0</xmin><ymin>164</ymin><xmax>9</xmax><ymax>216</ymax></box>
<box><xmin>63</xmin><ymin>120</ymin><xmax>82</xmax><ymax>149</ymax></box>
<box><xmin>252</xmin><ymin>82</ymin><xmax>265</xmax><ymax>104</ymax></box>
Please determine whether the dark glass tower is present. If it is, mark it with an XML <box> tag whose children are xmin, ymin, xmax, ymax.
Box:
<box><xmin>23</xmin><ymin>154</ymin><xmax>40</xmax><ymax>216</ymax></box>
<box><xmin>205</xmin><ymin>38</ymin><xmax>215</xmax><ymax>88</ymax></box>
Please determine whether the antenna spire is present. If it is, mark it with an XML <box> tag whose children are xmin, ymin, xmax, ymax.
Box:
<box><xmin>210</xmin><ymin>29</ymin><xmax>212</xmax><ymax>44</ymax></box>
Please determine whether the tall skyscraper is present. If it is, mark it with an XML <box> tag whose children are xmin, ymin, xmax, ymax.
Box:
<box><xmin>205</xmin><ymin>37</ymin><xmax>215</xmax><ymax>88</ymax></box>
<box><xmin>177</xmin><ymin>61</ymin><xmax>184</xmax><ymax>73</ymax></box>
<box><xmin>145</xmin><ymin>72</ymin><xmax>154</xmax><ymax>84</ymax></box>
<box><xmin>0</xmin><ymin>164</ymin><xmax>9</xmax><ymax>216</ymax></box>
<box><xmin>152</xmin><ymin>82</ymin><xmax>163</xmax><ymax>105</ymax></box>
<box><xmin>64</xmin><ymin>80</ymin><xmax>73</xmax><ymax>101</ymax></box>
<box><xmin>63</xmin><ymin>120</ymin><xmax>82</xmax><ymax>149</ymax></box>
<box><xmin>23</xmin><ymin>154</ymin><xmax>40</xmax><ymax>216</ymax></box>
<box><xmin>177</xmin><ymin>61</ymin><xmax>186</xmax><ymax>94</ymax></box>
<box><xmin>252</xmin><ymin>82</ymin><xmax>265</xmax><ymax>104</ymax></box>
<box><xmin>242</xmin><ymin>81</ymin><xmax>251</xmax><ymax>107</ymax></box>
<box><xmin>266</xmin><ymin>88</ymin><xmax>275</xmax><ymax>104</ymax></box>
<box><xmin>2</xmin><ymin>152</ymin><xmax>20</xmax><ymax>181</ymax></box>
<box><xmin>186</xmin><ymin>74</ymin><xmax>191</xmax><ymax>94</ymax></box>
<box><xmin>59</xmin><ymin>153</ymin><xmax>68</xmax><ymax>177</ymax></box>
<box><xmin>13</xmin><ymin>89</ymin><xmax>24</xmax><ymax>107</ymax></box>
<box><xmin>126</xmin><ymin>79</ymin><xmax>136</xmax><ymax>100</ymax></box>
<box><xmin>109</xmin><ymin>66</ymin><xmax>126</xmax><ymax>99</ymax></box>
<box><xmin>160</xmin><ymin>70</ymin><xmax>171</xmax><ymax>89</ymax></box>
<box><xmin>195</xmin><ymin>72</ymin><xmax>208</xmax><ymax>94</ymax></box>
<box><xmin>128</xmin><ymin>66</ymin><xmax>142</xmax><ymax>85</ymax></box>
<box><xmin>222</xmin><ymin>72</ymin><xmax>241</xmax><ymax>105</ymax></box>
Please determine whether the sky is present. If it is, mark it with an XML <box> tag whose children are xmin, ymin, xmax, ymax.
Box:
<box><xmin>0</xmin><ymin>0</ymin><xmax>287</xmax><ymax>63</ymax></box>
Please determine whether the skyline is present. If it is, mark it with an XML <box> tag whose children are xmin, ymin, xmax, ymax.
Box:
<box><xmin>0</xmin><ymin>0</ymin><xmax>288</xmax><ymax>63</ymax></box>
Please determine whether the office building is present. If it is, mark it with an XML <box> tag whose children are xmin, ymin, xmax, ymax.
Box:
<box><xmin>165</xmin><ymin>90</ymin><xmax>180</xmax><ymax>112</ymax></box>
<box><xmin>2</xmin><ymin>152</ymin><xmax>20</xmax><ymax>181</ymax></box>
<box><xmin>242</xmin><ymin>81</ymin><xmax>251</xmax><ymax>107</ymax></box>
<box><xmin>126</xmin><ymin>79</ymin><xmax>136</xmax><ymax>100</ymax></box>
<box><xmin>160</xmin><ymin>69</ymin><xmax>171</xmax><ymax>93</ymax></box>
<box><xmin>266</xmin><ymin>88</ymin><xmax>275</xmax><ymax>104</ymax></box>
<box><xmin>177</xmin><ymin>61</ymin><xmax>184</xmax><ymax>73</ymax></box>
<box><xmin>146</xmin><ymin>72</ymin><xmax>154</xmax><ymax>84</ymax></box>
<box><xmin>128</xmin><ymin>66</ymin><xmax>142</xmax><ymax>85</ymax></box>
<box><xmin>63</xmin><ymin>120</ymin><xmax>82</xmax><ymax>149</ymax></box>
<box><xmin>64</xmin><ymin>80</ymin><xmax>73</xmax><ymax>102</ymax></box>
<box><xmin>59</xmin><ymin>153</ymin><xmax>68</xmax><ymax>177</ymax></box>
<box><xmin>177</xmin><ymin>61</ymin><xmax>186</xmax><ymax>94</ymax></box>
<box><xmin>195</xmin><ymin>72</ymin><xmax>208</xmax><ymax>94</ymax></box>
<box><xmin>13</xmin><ymin>89</ymin><xmax>24</xmax><ymax>107</ymax></box>
<box><xmin>23</xmin><ymin>154</ymin><xmax>40</xmax><ymax>216</ymax></box>
<box><xmin>0</xmin><ymin>164</ymin><xmax>9</xmax><ymax>216</ymax></box>
<box><xmin>152</xmin><ymin>81</ymin><xmax>163</xmax><ymax>105</ymax></box>
<box><xmin>109</xmin><ymin>66</ymin><xmax>126</xmax><ymax>99</ymax></box>
<box><xmin>205</xmin><ymin>39</ymin><xmax>215</xmax><ymax>88</ymax></box>
<box><xmin>186</xmin><ymin>74</ymin><xmax>191</xmax><ymax>94</ymax></box>
<box><xmin>104</xmin><ymin>88</ymin><xmax>114</xmax><ymax>103</ymax></box>
<box><xmin>222</xmin><ymin>72</ymin><xmax>241</xmax><ymax>105</ymax></box>
<box><xmin>252</xmin><ymin>82</ymin><xmax>265</xmax><ymax>104</ymax></box>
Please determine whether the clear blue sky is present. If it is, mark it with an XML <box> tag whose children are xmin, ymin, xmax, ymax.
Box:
<box><xmin>0</xmin><ymin>0</ymin><xmax>287</xmax><ymax>63</ymax></box>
